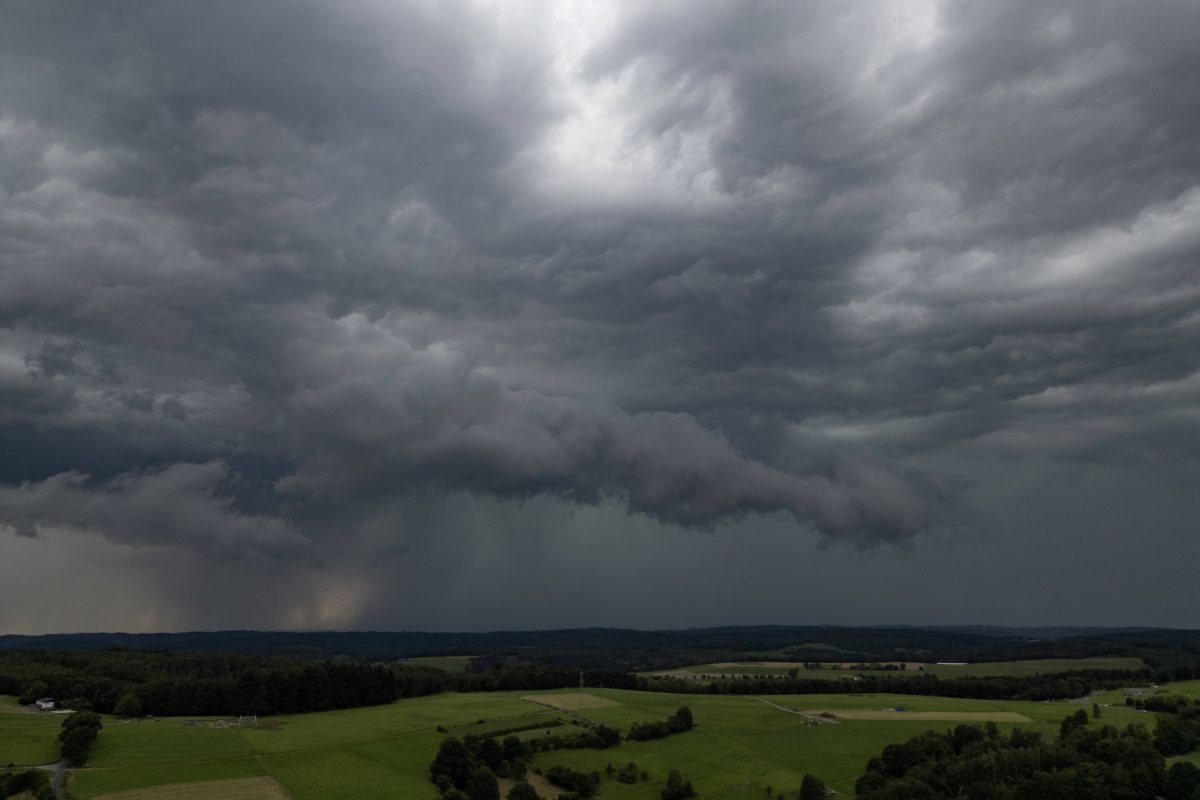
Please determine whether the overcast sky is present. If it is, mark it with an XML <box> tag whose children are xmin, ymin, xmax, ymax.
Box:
<box><xmin>2</xmin><ymin>0</ymin><xmax>1199</xmax><ymax>634</ymax></box>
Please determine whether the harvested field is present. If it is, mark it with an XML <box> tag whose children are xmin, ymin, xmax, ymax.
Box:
<box><xmin>93</xmin><ymin>777</ymin><xmax>290</xmax><ymax>800</ymax></box>
<box><xmin>803</xmin><ymin>709</ymin><xmax>1033</xmax><ymax>722</ymax></box>
<box><xmin>520</xmin><ymin>693</ymin><xmax>620</xmax><ymax>711</ymax></box>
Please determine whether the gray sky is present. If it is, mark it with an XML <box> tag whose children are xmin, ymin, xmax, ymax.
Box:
<box><xmin>2</xmin><ymin>0</ymin><xmax>1199</xmax><ymax>634</ymax></box>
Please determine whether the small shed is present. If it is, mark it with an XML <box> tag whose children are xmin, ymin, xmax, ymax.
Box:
<box><xmin>35</xmin><ymin>697</ymin><xmax>55</xmax><ymax>711</ymax></box>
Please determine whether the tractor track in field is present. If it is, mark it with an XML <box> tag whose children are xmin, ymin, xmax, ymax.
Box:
<box><xmin>751</xmin><ymin>697</ymin><xmax>840</xmax><ymax>724</ymax></box>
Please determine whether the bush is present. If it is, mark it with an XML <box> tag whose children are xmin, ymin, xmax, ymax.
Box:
<box><xmin>545</xmin><ymin>765</ymin><xmax>601</xmax><ymax>798</ymax></box>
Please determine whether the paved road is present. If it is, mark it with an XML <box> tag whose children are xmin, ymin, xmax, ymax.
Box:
<box><xmin>36</xmin><ymin>760</ymin><xmax>66</xmax><ymax>800</ymax></box>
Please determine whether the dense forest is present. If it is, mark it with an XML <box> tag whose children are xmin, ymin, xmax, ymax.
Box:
<box><xmin>0</xmin><ymin>647</ymin><xmax>1180</xmax><ymax>718</ymax></box>
<box><xmin>0</xmin><ymin>650</ymin><xmax>636</xmax><ymax>716</ymax></box>
<box><xmin>4</xmin><ymin>626</ymin><xmax>1199</xmax><ymax>673</ymax></box>
<box><xmin>856</xmin><ymin>703</ymin><xmax>1200</xmax><ymax>800</ymax></box>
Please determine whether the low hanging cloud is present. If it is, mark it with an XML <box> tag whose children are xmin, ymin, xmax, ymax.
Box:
<box><xmin>0</xmin><ymin>462</ymin><xmax>314</xmax><ymax>562</ymax></box>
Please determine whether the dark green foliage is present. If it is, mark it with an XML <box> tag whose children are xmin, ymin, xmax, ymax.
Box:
<box><xmin>506</xmin><ymin>783</ymin><xmax>539</xmax><ymax>800</ymax></box>
<box><xmin>431</xmin><ymin>732</ymin><xmax>559</xmax><ymax>794</ymax></box>
<box><xmin>627</xmin><ymin>707</ymin><xmax>695</xmax><ymax>742</ymax></box>
<box><xmin>431</xmin><ymin>738</ymin><xmax>479</xmax><ymax>790</ymax></box>
<box><xmin>0</xmin><ymin>650</ymin><xmax>397</xmax><ymax>716</ymax></box>
<box><xmin>16</xmin><ymin>680</ymin><xmax>49</xmax><ymax>706</ymax></box>
<box><xmin>1153</xmin><ymin>703</ymin><xmax>1200</xmax><ymax>756</ymax></box>
<box><xmin>479</xmin><ymin>738</ymin><xmax>504</xmax><ymax>772</ymax></box>
<box><xmin>114</xmin><ymin>690</ymin><xmax>142</xmax><ymax>718</ymax></box>
<box><xmin>1165</xmin><ymin>762</ymin><xmax>1200</xmax><ymax>800</ymax></box>
<box><xmin>59</xmin><ymin>710</ymin><xmax>103</xmax><ymax>767</ymax></box>
<box><xmin>616</xmin><ymin>762</ymin><xmax>640</xmax><ymax>784</ymax></box>
<box><xmin>474</xmin><ymin>719</ymin><xmax>563</xmax><ymax>739</ymax></box>
<box><xmin>1059</xmin><ymin>707</ymin><xmax>1090</xmax><ymax>737</ymax></box>
<box><xmin>661</xmin><ymin>768</ymin><xmax>696</xmax><ymax>800</ymax></box>
<box><xmin>856</xmin><ymin>717</ymin><xmax>1172</xmax><ymax>799</ymax></box>
<box><xmin>594</xmin><ymin>724</ymin><xmax>622</xmax><ymax>748</ymax></box>
<box><xmin>674</xmin><ymin>706</ymin><xmax>694</xmax><ymax>729</ymax></box>
<box><xmin>466</xmin><ymin>766</ymin><xmax>499</xmax><ymax>800</ymax></box>
<box><xmin>0</xmin><ymin>769</ymin><xmax>56</xmax><ymax>800</ymax></box>
<box><xmin>545</xmin><ymin>765</ymin><xmax>601</xmax><ymax>798</ymax></box>
<box><xmin>4</xmin><ymin>626</ymin><xmax>1200</xmax><ymax>678</ymax></box>
<box><xmin>501</xmin><ymin>736</ymin><xmax>527</xmax><ymax>765</ymax></box>
<box><xmin>799</xmin><ymin>773</ymin><xmax>826</xmax><ymax>800</ymax></box>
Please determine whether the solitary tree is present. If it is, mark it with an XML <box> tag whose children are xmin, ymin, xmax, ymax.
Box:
<box><xmin>114</xmin><ymin>691</ymin><xmax>142</xmax><ymax>719</ymax></box>
<box><xmin>799</xmin><ymin>774</ymin><xmax>827</xmax><ymax>800</ymax></box>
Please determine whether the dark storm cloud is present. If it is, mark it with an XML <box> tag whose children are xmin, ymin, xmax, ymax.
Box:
<box><xmin>0</xmin><ymin>461</ymin><xmax>313</xmax><ymax>561</ymax></box>
<box><xmin>1</xmin><ymin>0</ymin><xmax>1198</xmax><ymax>593</ymax></box>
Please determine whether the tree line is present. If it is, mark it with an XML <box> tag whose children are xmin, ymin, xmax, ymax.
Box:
<box><xmin>0</xmin><ymin>647</ymin><xmax>1179</xmax><ymax>723</ymax></box>
<box><xmin>638</xmin><ymin>668</ymin><xmax>1151</xmax><ymax>702</ymax></box>
<box><xmin>0</xmin><ymin>770</ymin><xmax>55</xmax><ymax>800</ymax></box>
<box><xmin>627</xmin><ymin>706</ymin><xmax>694</xmax><ymax>742</ymax></box>
<box><xmin>2</xmin><ymin>650</ymin><xmax>397</xmax><ymax>716</ymax></box>
<box><xmin>855</xmin><ymin>706</ymin><xmax>1200</xmax><ymax>800</ymax></box>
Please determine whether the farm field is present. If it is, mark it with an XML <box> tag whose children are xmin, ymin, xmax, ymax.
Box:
<box><xmin>59</xmin><ymin>683</ymin><xmax>1163</xmax><ymax>800</ymax></box>
<box><xmin>0</xmin><ymin>696</ymin><xmax>62</xmax><ymax>767</ymax></box>
<box><xmin>1093</xmin><ymin>678</ymin><xmax>1200</xmax><ymax>708</ymax></box>
<box><xmin>648</xmin><ymin>656</ymin><xmax>1147</xmax><ymax>680</ymax></box>
<box><xmin>403</xmin><ymin>656</ymin><xmax>475</xmax><ymax>672</ymax></box>
<box><xmin>82</xmin><ymin>776</ymin><xmax>290</xmax><ymax>800</ymax></box>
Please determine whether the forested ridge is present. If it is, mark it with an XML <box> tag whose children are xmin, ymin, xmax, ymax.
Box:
<box><xmin>0</xmin><ymin>650</ymin><xmax>636</xmax><ymax>716</ymax></box>
<box><xmin>5</xmin><ymin>626</ymin><xmax>1199</xmax><ymax>672</ymax></box>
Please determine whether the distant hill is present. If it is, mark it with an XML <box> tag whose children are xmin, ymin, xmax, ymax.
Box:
<box><xmin>2</xmin><ymin>625</ymin><xmax>1197</xmax><ymax>671</ymax></box>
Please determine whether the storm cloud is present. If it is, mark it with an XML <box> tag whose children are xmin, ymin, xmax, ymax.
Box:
<box><xmin>2</xmin><ymin>1</ymin><xmax>1198</xmax><ymax>631</ymax></box>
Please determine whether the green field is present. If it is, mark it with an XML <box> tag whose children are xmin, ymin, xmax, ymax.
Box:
<box><xmin>0</xmin><ymin>699</ymin><xmax>61</xmax><ymax>768</ymax></box>
<box><xmin>403</xmin><ymin>656</ymin><xmax>475</xmax><ymax>673</ymax></box>
<box><xmin>652</xmin><ymin>656</ymin><xmax>1147</xmax><ymax>681</ymax></box>
<box><xmin>58</xmin><ymin>682</ymin><xmax>1170</xmax><ymax>800</ymax></box>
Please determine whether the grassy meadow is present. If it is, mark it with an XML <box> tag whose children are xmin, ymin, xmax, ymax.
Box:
<box><xmin>402</xmin><ymin>656</ymin><xmax>475</xmax><ymax>673</ymax></box>
<box><xmin>56</xmin><ymin>681</ymin><xmax>1167</xmax><ymax>800</ymax></box>
<box><xmin>0</xmin><ymin>694</ymin><xmax>63</xmax><ymax>768</ymax></box>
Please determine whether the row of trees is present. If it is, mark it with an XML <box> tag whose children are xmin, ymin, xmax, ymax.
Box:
<box><xmin>1148</xmin><ymin>697</ymin><xmax>1200</xmax><ymax>757</ymax></box>
<box><xmin>640</xmin><ymin>668</ymin><xmax>1149</xmax><ymax>702</ymax></box>
<box><xmin>59</xmin><ymin>711</ymin><xmax>103</xmax><ymax>767</ymax></box>
<box><xmin>0</xmin><ymin>769</ymin><xmax>55</xmax><ymax>800</ymax></box>
<box><xmin>545</xmin><ymin>765</ymin><xmax>601</xmax><ymax>797</ymax></box>
<box><xmin>1</xmin><ymin>650</ymin><xmax>397</xmax><ymax>716</ymax></box>
<box><xmin>1</xmin><ymin>647</ymin><xmax>1167</xmax><ymax>719</ymax></box>
<box><xmin>627</xmin><ymin>706</ymin><xmax>695</xmax><ymax>742</ymax></box>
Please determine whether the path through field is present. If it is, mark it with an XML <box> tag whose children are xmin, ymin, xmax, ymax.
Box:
<box><xmin>751</xmin><ymin>697</ymin><xmax>839</xmax><ymax>724</ymax></box>
<box><xmin>36</xmin><ymin>759</ymin><xmax>66</xmax><ymax>800</ymax></box>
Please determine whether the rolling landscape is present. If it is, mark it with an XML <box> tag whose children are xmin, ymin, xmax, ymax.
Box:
<box><xmin>3</xmin><ymin>1</ymin><xmax>1200</xmax><ymax>799</ymax></box>
<box><xmin>3</xmin><ymin>628</ymin><xmax>1200</xmax><ymax>798</ymax></box>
